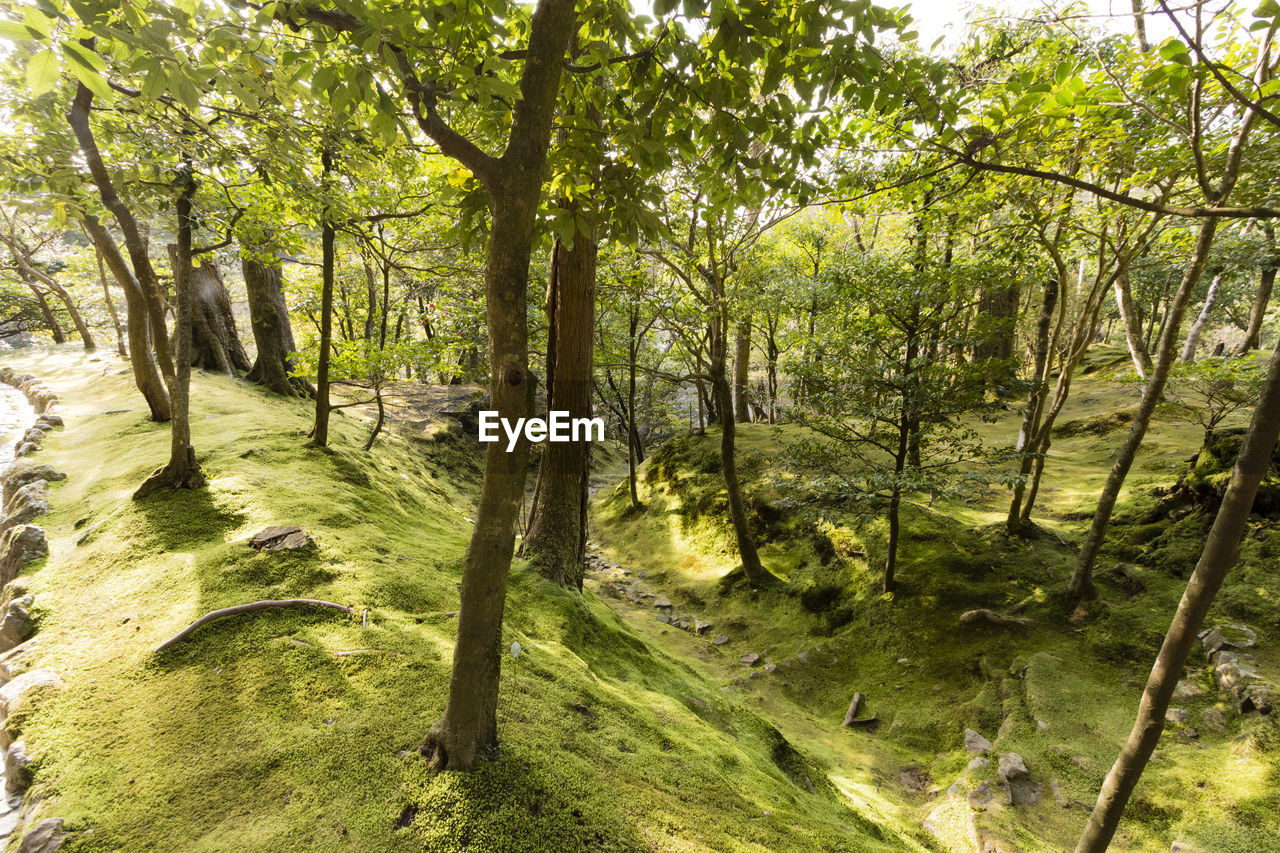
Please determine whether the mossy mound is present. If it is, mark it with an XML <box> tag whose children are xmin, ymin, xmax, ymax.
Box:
<box><xmin>1170</xmin><ymin>427</ymin><xmax>1280</xmax><ymax>514</ymax></box>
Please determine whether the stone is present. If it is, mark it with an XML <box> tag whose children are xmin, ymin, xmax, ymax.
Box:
<box><xmin>1170</xmin><ymin>842</ymin><xmax>1209</xmax><ymax>853</ymax></box>
<box><xmin>764</xmin><ymin>663</ymin><xmax>776</xmax><ymax>673</ymax></box>
<box><xmin>5</xmin><ymin>739</ymin><xmax>31</xmax><ymax>794</ymax></box>
<box><xmin>997</xmin><ymin>716</ymin><xmax>1015</xmax><ymax>739</ymax></box>
<box><xmin>655</xmin><ymin>613</ymin><xmax>670</xmax><ymax>624</ymax></box>
<box><xmin>33</xmin><ymin>415</ymin><xmax>62</xmax><ymax>429</ymax></box>
<box><xmin>1051</xmin><ymin>779</ymin><xmax>1071</xmax><ymax>809</ymax></box>
<box><xmin>967</xmin><ymin>757</ymin><xmax>990</xmax><ymax>771</ymax></box>
<box><xmin>898</xmin><ymin>767</ymin><xmax>931</xmax><ymax>792</ymax></box>
<box><xmin>653</xmin><ymin>596</ymin><xmax>672</xmax><ymax>609</ymax></box>
<box><xmin>1239</xmin><ymin>683</ymin><xmax>1274</xmax><ymax>715</ymax></box>
<box><xmin>1174</xmin><ymin>679</ymin><xmax>1205</xmax><ymax>699</ymax></box>
<box><xmin>967</xmin><ymin>781</ymin><xmax>999</xmax><ymax>811</ymax></box>
<box><xmin>1165</xmin><ymin>708</ymin><xmax>1189</xmax><ymax>723</ymax></box>
<box><xmin>1213</xmin><ymin>651</ymin><xmax>1260</xmax><ymax>691</ymax></box>
<box><xmin>965</xmin><ymin>728</ymin><xmax>993</xmax><ymax>755</ymax></box>
<box><xmin>0</xmin><ymin>668</ymin><xmax>62</xmax><ymax>721</ymax></box>
<box><xmin>1199</xmin><ymin>624</ymin><xmax>1257</xmax><ymax>658</ymax></box>
<box><xmin>17</xmin><ymin>818</ymin><xmax>63</xmax><ymax>853</ymax></box>
<box><xmin>249</xmin><ymin>526</ymin><xmax>310</xmax><ymax>551</ymax></box>
<box><xmin>1010</xmin><ymin>779</ymin><xmax>1042</xmax><ymax>807</ymax></box>
<box><xmin>0</xmin><ymin>482</ymin><xmax>48</xmax><ymax>534</ymax></box>
<box><xmin>740</xmin><ymin>652</ymin><xmax>761</xmax><ymax>666</ymax></box>
<box><xmin>712</xmin><ymin>635</ymin><xmax>729</xmax><ymax>645</ymax></box>
<box><xmin>997</xmin><ymin>753</ymin><xmax>1028</xmax><ymax>782</ymax></box>
<box><xmin>0</xmin><ymin>600</ymin><xmax>34</xmax><ymax>653</ymax></box>
<box><xmin>797</xmin><ymin>650</ymin><xmax>810</xmax><ymax>663</ymax></box>
<box><xmin>692</xmin><ymin>619</ymin><xmax>712</xmax><ymax>635</ymax></box>
<box><xmin>1199</xmin><ymin>707</ymin><xmax>1227</xmax><ymax>733</ymax></box>
<box><xmin>1</xmin><ymin>464</ymin><xmax>64</xmax><ymax>506</ymax></box>
<box><xmin>0</xmin><ymin>526</ymin><xmax>46</xmax><ymax>588</ymax></box>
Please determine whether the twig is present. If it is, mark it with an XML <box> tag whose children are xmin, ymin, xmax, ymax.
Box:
<box><xmin>154</xmin><ymin>599</ymin><xmax>354</xmax><ymax>653</ymax></box>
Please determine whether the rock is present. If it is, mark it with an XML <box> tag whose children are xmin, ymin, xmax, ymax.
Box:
<box><xmin>1165</xmin><ymin>708</ymin><xmax>1189</xmax><ymax>723</ymax></box>
<box><xmin>0</xmin><ymin>599</ymin><xmax>35</xmax><ymax>653</ymax></box>
<box><xmin>0</xmin><ymin>482</ymin><xmax>48</xmax><ymax>534</ymax></box>
<box><xmin>33</xmin><ymin>415</ymin><xmax>62</xmax><ymax>429</ymax></box>
<box><xmin>692</xmin><ymin>619</ymin><xmax>712</xmax><ymax>635</ymax></box>
<box><xmin>740</xmin><ymin>652</ymin><xmax>761</xmax><ymax>666</ymax></box>
<box><xmin>1174</xmin><ymin>679</ymin><xmax>1205</xmax><ymax>699</ymax></box>
<box><xmin>967</xmin><ymin>781</ymin><xmax>999</xmax><ymax>811</ymax></box>
<box><xmin>1051</xmin><ymin>779</ymin><xmax>1071</xmax><ymax>809</ymax></box>
<box><xmin>1199</xmin><ymin>624</ymin><xmax>1257</xmax><ymax>658</ymax></box>
<box><xmin>1</xmin><ymin>464</ymin><xmax>64</xmax><ymax>506</ymax></box>
<box><xmin>653</xmin><ymin>596</ymin><xmax>672</xmax><ymax>609</ymax></box>
<box><xmin>796</xmin><ymin>650</ymin><xmax>810</xmax><ymax>663</ymax></box>
<box><xmin>1213</xmin><ymin>651</ymin><xmax>1260</xmax><ymax>691</ymax></box>
<box><xmin>965</xmin><ymin>728</ymin><xmax>993</xmax><ymax>755</ymax></box>
<box><xmin>16</xmin><ymin>818</ymin><xmax>63</xmax><ymax>853</ymax></box>
<box><xmin>997</xmin><ymin>716</ymin><xmax>1015</xmax><ymax>739</ymax></box>
<box><xmin>1010</xmin><ymin>779</ymin><xmax>1042</xmax><ymax>806</ymax></box>
<box><xmin>764</xmin><ymin>663</ymin><xmax>777</xmax><ymax>673</ymax></box>
<box><xmin>1239</xmin><ymin>683</ymin><xmax>1274</xmax><ymax>714</ymax></box>
<box><xmin>0</xmin><ymin>527</ymin><xmax>46</xmax><ymax>587</ymax></box>
<box><xmin>712</xmin><ymin>635</ymin><xmax>729</xmax><ymax>645</ymax></box>
<box><xmin>249</xmin><ymin>526</ymin><xmax>310</xmax><ymax>551</ymax></box>
<box><xmin>997</xmin><ymin>753</ymin><xmax>1028</xmax><ymax>782</ymax></box>
<box><xmin>655</xmin><ymin>613</ymin><xmax>670</xmax><ymax>624</ymax></box>
<box><xmin>1199</xmin><ymin>707</ymin><xmax>1227</xmax><ymax>733</ymax></box>
<box><xmin>5</xmin><ymin>739</ymin><xmax>31</xmax><ymax>794</ymax></box>
<box><xmin>967</xmin><ymin>757</ymin><xmax>990</xmax><ymax>771</ymax></box>
<box><xmin>748</xmin><ymin>671</ymin><xmax>764</xmax><ymax>679</ymax></box>
<box><xmin>898</xmin><ymin>767</ymin><xmax>932</xmax><ymax>793</ymax></box>
<box><xmin>0</xmin><ymin>668</ymin><xmax>62</xmax><ymax>723</ymax></box>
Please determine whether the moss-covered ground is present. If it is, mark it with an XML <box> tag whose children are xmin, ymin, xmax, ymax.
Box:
<box><xmin>590</xmin><ymin>347</ymin><xmax>1280</xmax><ymax>853</ymax></box>
<box><xmin>3</xmin><ymin>347</ymin><xmax>926</xmax><ymax>852</ymax></box>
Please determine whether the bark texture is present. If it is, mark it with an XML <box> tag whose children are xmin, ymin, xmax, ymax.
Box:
<box><xmin>188</xmin><ymin>260</ymin><xmax>251</xmax><ymax>374</ymax></box>
<box><xmin>733</xmin><ymin>317</ymin><xmax>751</xmax><ymax>422</ymax></box>
<box><xmin>1075</xmin><ymin>335</ymin><xmax>1280</xmax><ymax>852</ymax></box>
<box><xmin>243</xmin><ymin>245</ymin><xmax>311</xmax><ymax>397</ymax></box>
<box><xmin>1236</xmin><ymin>223</ymin><xmax>1276</xmax><ymax>354</ymax></box>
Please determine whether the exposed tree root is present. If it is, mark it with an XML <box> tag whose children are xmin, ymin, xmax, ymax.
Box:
<box><xmin>133</xmin><ymin>446</ymin><xmax>206</xmax><ymax>499</ymax></box>
<box><xmin>154</xmin><ymin>598</ymin><xmax>354</xmax><ymax>653</ymax></box>
<box><xmin>959</xmin><ymin>608</ymin><xmax>1032</xmax><ymax>627</ymax></box>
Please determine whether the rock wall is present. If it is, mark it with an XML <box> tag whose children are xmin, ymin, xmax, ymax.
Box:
<box><xmin>0</xmin><ymin>367</ymin><xmax>66</xmax><ymax>852</ymax></box>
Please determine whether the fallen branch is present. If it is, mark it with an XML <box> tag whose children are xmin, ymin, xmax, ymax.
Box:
<box><xmin>959</xmin><ymin>608</ymin><xmax>1031</xmax><ymax>627</ymax></box>
<box><xmin>154</xmin><ymin>599</ymin><xmax>355</xmax><ymax>653</ymax></box>
<box><xmin>841</xmin><ymin>691</ymin><xmax>878</xmax><ymax>727</ymax></box>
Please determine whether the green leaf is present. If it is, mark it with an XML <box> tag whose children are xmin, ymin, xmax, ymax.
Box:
<box><xmin>67</xmin><ymin>56</ymin><xmax>112</xmax><ymax>100</ymax></box>
<box><xmin>25</xmin><ymin>49</ymin><xmax>59</xmax><ymax>96</ymax></box>
<box><xmin>0</xmin><ymin>19</ymin><xmax>37</xmax><ymax>41</ymax></box>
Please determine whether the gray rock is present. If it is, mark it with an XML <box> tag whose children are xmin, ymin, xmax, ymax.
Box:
<box><xmin>0</xmin><ymin>526</ymin><xmax>46</xmax><ymax>587</ymax></box>
<box><xmin>1165</xmin><ymin>708</ymin><xmax>1189</xmax><ymax>723</ymax></box>
<box><xmin>1199</xmin><ymin>624</ymin><xmax>1257</xmax><ymax>657</ymax></box>
<box><xmin>740</xmin><ymin>652</ymin><xmax>761</xmax><ymax>666</ymax></box>
<box><xmin>655</xmin><ymin>613</ymin><xmax>670</xmax><ymax>624</ymax></box>
<box><xmin>249</xmin><ymin>526</ymin><xmax>310</xmax><ymax>551</ymax></box>
<box><xmin>17</xmin><ymin>818</ymin><xmax>63</xmax><ymax>853</ymax></box>
<box><xmin>653</xmin><ymin>596</ymin><xmax>672</xmax><ymax>609</ymax></box>
<box><xmin>0</xmin><ymin>668</ymin><xmax>62</xmax><ymax>721</ymax></box>
<box><xmin>0</xmin><ymin>600</ymin><xmax>34</xmax><ymax>653</ymax></box>
<box><xmin>967</xmin><ymin>781</ymin><xmax>999</xmax><ymax>811</ymax></box>
<box><xmin>0</xmin><ymin>483</ymin><xmax>48</xmax><ymax>534</ymax></box>
<box><xmin>997</xmin><ymin>753</ymin><xmax>1028</xmax><ymax>782</ymax></box>
<box><xmin>1174</xmin><ymin>679</ymin><xmax>1205</xmax><ymax>699</ymax></box>
<box><xmin>1010</xmin><ymin>779</ymin><xmax>1042</xmax><ymax>806</ymax></box>
<box><xmin>33</xmin><ymin>415</ymin><xmax>62</xmax><ymax>429</ymax></box>
<box><xmin>1</xmin><ymin>464</ymin><xmax>64</xmax><ymax>506</ymax></box>
<box><xmin>967</xmin><ymin>757</ymin><xmax>990</xmax><ymax>771</ymax></box>
<box><xmin>965</xmin><ymin>728</ymin><xmax>993</xmax><ymax>755</ymax></box>
<box><xmin>1212</xmin><ymin>651</ymin><xmax>1260</xmax><ymax>691</ymax></box>
<box><xmin>5</xmin><ymin>739</ymin><xmax>31</xmax><ymax>794</ymax></box>
<box><xmin>712</xmin><ymin>635</ymin><xmax>729</xmax><ymax>645</ymax></box>
<box><xmin>1239</xmin><ymin>683</ymin><xmax>1274</xmax><ymax>714</ymax></box>
<box><xmin>764</xmin><ymin>663</ymin><xmax>776</xmax><ymax>673</ymax></box>
<box><xmin>898</xmin><ymin>767</ymin><xmax>931</xmax><ymax>793</ymax></box>
<box><xmin>692</xmin><ymin>619</ymin><xmax>712</xmax><ymax>635</ymax></box>
<box><xmin>1199</xmin><ymin>707</ymin><xmax>1227</xmax><ymax>733</ymax></box>
<box><xmin>1170</xmin><ymin>842</ymin><xmax>1209</xmax><ymax>853</ymax></box>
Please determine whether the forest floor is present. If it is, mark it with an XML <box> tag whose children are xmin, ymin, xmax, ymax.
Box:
<box><xmin>0</xmin><ymin>345</ymin><xmax>1276</xmax><ymax>852</ymax></box>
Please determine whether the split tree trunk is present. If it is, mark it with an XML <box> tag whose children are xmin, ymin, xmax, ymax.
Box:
<box><xmin>135</xmin><ymin>172</ymin><xmax>204</xmax><ymax>498</ymax></box>
<box><xmin>243</xmin><ymin>243</ymin><xmax>311</xmax><ymax>397</ymax></box>
<box><xmin>522</xmin><ymin>226</ymin><xmax>597</xmax><ymax>589</ymax></box>
<box><xmin>1114</xmin><ymin>270</ymin><xmax>1152</xmax><ymax>380</ymax></box>
<box><xmin>1075</xmin><ymin>334</ymin><xmax>1280</xmax><ymax>852</ymax></box>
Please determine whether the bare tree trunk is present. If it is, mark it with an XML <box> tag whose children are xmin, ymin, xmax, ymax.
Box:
<box><xmin>522</xmin><ymin>226</ymin><xmax>596</xmax><ymax>589</ymax></box>
<box><xmin>1131</xmin><ymin>0</ymin><xmax>1150</xmax><ymax>53</ymax></box>
<box><xmin>26</xmin><ymin>285</ymin><xmax>64</xmax><ymax>343</ymax></box>
<box><xmin>733</xmin><ymin>317</ymin><xmax>751</xmax><ymax>423</ymax></box>
<box><xmin>1180</xmin><ymin>271</ymin><xmax>1224</xmax><ymax>363</ymax></box>
<box><xmin>135</xmin><ymin>170</ymin><xmax>204</xmax><ymax>498</ymax></box>
<box><xmin>1115</xmin><ymin>270</ymin><xmax>1152</xmax><ymax>380</ymax></box>
<box><xmin>243</xmin><ymin>242</ymin><xmax>312</xmax><ymax>397</ymax></box>
<box><xmin>311</xmin><ymin>162</ymin><xmax>335</xmax><ymax>448</ymax></box>
<box><xmin>92</xmin><ymin>241</ymin><xmax>128</xmax><ymax>357</ymax></box>
<box><xmin>1008</xmin><ymin>276</ymin><xmax>1059</xmax><ymax>534</ymax></box>
<box><xmin>1236</xmin><ymin>223</ymin><xmax>1276</xmax><ymax>354</ymax></box>
<box><xmin>186</xmin><ymin>260</ymin><xmax>251</xmax><ymax>373</ymax></box>
<box><xmin>1075</xmin><ymin>335</ymin><xmax>1280</xmax><ymax>852</ymax></box>
<box><xmin>420</xmin><ymin>0</ymin><xmax>576</xmax><ymax>773</ymax></box>
<box><xmin>81</xmin><ymin>216</ymin><xmax>171</xmax><ymax>421</ymax></box>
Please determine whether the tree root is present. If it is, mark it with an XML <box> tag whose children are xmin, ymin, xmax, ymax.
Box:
<box><xmin>133</xmin><ymin>446</ymin><xmax>205</xmax><ymax>499</ymax></box>
<box><xmin>154</xmin><ymin>598</ymin><xmax>354</xmax><ymax>653</ymax></box>
<box><xmin>959</xmin><ymin>608</ymin><xmax>1032</xmax><ymax>627</ymax></box>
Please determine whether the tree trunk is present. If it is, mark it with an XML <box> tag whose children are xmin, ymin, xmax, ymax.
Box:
<box><xmin>1008</xmin><ymin>276</ymin><xmax>1059</xmax><ymax>534</ymax></box>
<box><xmin>81</xmin><ymin>215</ymin><xmax>171</xmax><ymax>421</ymax></box>
<box><xmin>1115</xmin><ymin>269</ymin><xmax>1152</xmax><ymax>380</ymax></box>
<box><xmin>627</xmin><ymin>305</ymin><xmax>642</xmax><ymax>508</ymax></box>
<box><xmin>522</xmin><ymin>226</ymin><xmax>597</xmax><ymax>589</ymax></box>
<box><xmin>67</xmin><ymin>83</ymin><xmax>174</xmax><ymax>379</ymax></box>
<box><xmin>135</xmin><ymin>171</ymin><xmax>204</xmax><ymax>498</ymax></box>
<box><xmin>1180</xmin><ymin>271</ymin><xmax>1223</xmax><ymax>363</ymax></box>
<box><xmin>1069</xmin><ymin>220</ymin><xmax>1219</xmax><ymax>598</ymax></box>
<box><xmin>1075</xmin><ymin>334</ymin><xmax>1280</xmax><ymax>852</ymax></box>
<box><xmin>186</xmin><ymin>260</ymin><xmax>251</xmax><ymax>373</ymax></box>
<box><xmin>311</xmin><ymin>176</ymin><xmax>336</xmax><ymax>448</ymax></box>
<box><xmin>92</xmin><ymin>240</ymin><xmax>128</xmax><ymax>357</ymax></box>
<box><xmin>421</xmin><ymin>0</ymin><xmax>576</xmax><ymax>773</ymax></box>
<box><xmin>243</xmin><ymin>243</ymin><xmax>311</xmax><ymax>397</ymax></box>
<box><xmin>886</xmin><ymin>481</ymin><xmax>902</xmax><ymax>594</ymax></box>
<box><xmin>1236</xmin><ymin>224</ymin><xmax>1276</xmax><ymax>354</ymax></box>
<box><xmin>733</xmin><ymin>317</ymin><xmax>751</xmax><ymax>423</ymax></box>
<box><xmin>27</xmin><ymin>285</ymin><xmax>64</xmax><ymax>343</ymax></box>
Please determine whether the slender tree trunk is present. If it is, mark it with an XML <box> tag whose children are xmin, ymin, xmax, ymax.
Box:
<box><xmin>312</xmin><ymin>215</ymin><xmax>335</xmax><ymax>446</ymax></box>
<box><xmin>1076</xmin><ymin>335</ymin><xmax>1280</xmax><ymax>852</ymax></box>
<box><xmin>733</xmin><ymin>317</ymin><xmax>751</xmax><ymax>423</ymax></box>
<box><xmin>93</xmin><ymin>241</ymin><xmax>128</xmax><ymax>357</ymax></box>
<box><xmin>886</xmin><ymin>480</ymin><xmax>902</xmax><ymax>594</ymax></box>
<box><xmin>362</xmin><ymin>384</ymin><xmax>385</xmax><ymax>452</ymax></box>
<box><xmin>81</xmin><ymin>216</ymin><xmax>171</xmax><ymax>421</ymax></box>
<box><xmin>1008</xmin><ymin>276</ymin><xmax>1059</xmax><ymax>534</ymax></box>
<box><xmin>67</xmin><ymin>82</ymin><xmax>174</xmax><ymax>379</ymax></box>
<box><xmin>1069</xmin><ymin>220</ymin><xmax>1219</xmax><ymax>597</ymax></box>
<box><xmin>1180</xmin><ymin>271</ymin><xmax>1224</xmax><ymax>363</ymax></box>
<box><xmin>243</xmin><ymin>242</ymin><xmax>312</xmax><ymax>397</ymax></box>
<box><xmin>1115</xmin><ymin>270</ymin><xmax>1152</xmax><ymax>380</ymax></box>
<box><xmin>522</xmin><ymin>226</ymin><xmax>597</xmax><ymax>589</ymax></box>
<box><xmin>27</xmin><ymin>285</ymin><xmax>64</xmax><ymax>343</ymax></box>
<box><xmin>135</xmin><ymin>171</ymin><xmax>204</xmax><ymax>498</ymax></box>
<box><xmin>1131</xmin><ymin>0</ymin><xmax>1150</xmax><ymax>53</ymax></box>
<box><xmin>1236</xmin><ymin>224</ymin><xmax>1276</xmax><ymax>354</ymax></box>
<box><xmin>627</xmin><ymin>305</ymin><xmax>641</xmax><ymax>509</ymax></box>
<box><xmin>421</xmin><ymin>0</ymin><xmax>576</xmax><ymax>773</ymax></box>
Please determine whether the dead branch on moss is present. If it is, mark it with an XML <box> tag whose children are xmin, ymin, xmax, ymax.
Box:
<box><xmin>154</xmin><ymin>599</ymin><xmax>355</xmax><ymax>653</ymax></box>
<box><xmin>958</xmin><ymin>608</ymin><xmax>1031</xmax><ymax>627</ymax></box>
